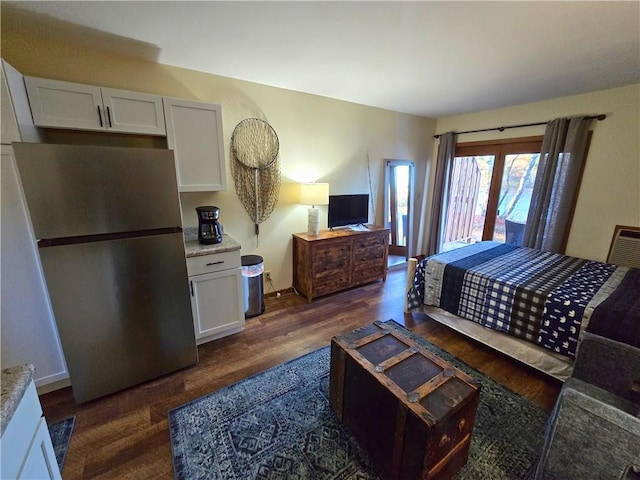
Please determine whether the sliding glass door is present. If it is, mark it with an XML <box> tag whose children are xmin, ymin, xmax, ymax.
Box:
<box><xmin>441</xmin><ymin>137</ymin><xmax>542</xmax><ymax>252</ymax></box>
<box><xmin>494</xmin><ymin>152</ymin><xmax>540</xmax><ymax>244</ymax></box>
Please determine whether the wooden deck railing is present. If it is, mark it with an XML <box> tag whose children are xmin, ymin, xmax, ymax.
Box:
<box><xmin>443</xmin><ymin>157</ymin><xmax>481</xmax><ymax>244</ymax></box>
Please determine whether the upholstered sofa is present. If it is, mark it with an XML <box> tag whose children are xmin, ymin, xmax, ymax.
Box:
<box><xmin>535</xmin><ymin>332</ymin><xmax>640</xmax><ymax>479</ymax></box>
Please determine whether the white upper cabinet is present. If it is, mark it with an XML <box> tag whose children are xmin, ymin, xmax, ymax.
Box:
<box><xmin>1</xmin><ymin>62</ymin><xmax>21</xmax><ymax>143</ymax></box>
<box><xmin>163</xmin><ymin>97</ymin><xmax>227</xmax><ymax>192</ymax></box>
<box><xmin>1</xmin><ymin>60</ymin><xmax>40</xmax><ymax>144</ymax></box>
<box><xmin>19</xmin><ymin>71</ymin><xmax>227</xmax><ymax>192</ymax></box>
<box><xmin>101</xmin><ymin>87</ymin><xmax>166</xmax><ymax>135</ymax></box>
<box><xmin>24</xmin><ymin>76</ymin><xmax>166</xmax><ymax>135</ymax></box>
<box><xmin>25</xmin><ymin>77</ymin><xmax>102</xmax><ymax>130</ymax></box>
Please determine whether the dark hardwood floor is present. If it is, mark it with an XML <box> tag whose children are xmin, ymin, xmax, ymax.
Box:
<box><xmin>40</xmin><ymin>267</ymin><xmax>561</xmax><ymax>479</ymax></box>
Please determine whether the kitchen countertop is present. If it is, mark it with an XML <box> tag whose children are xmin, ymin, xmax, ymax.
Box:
<box><xmin>183</xmin><ymin>228</ymin><xmax>241</xmax><ymax>258</ymax></box>
<box><xmin>1</xmin><ymin>364</ymin><xmax>35</xmax><ymax>436</ymax></box>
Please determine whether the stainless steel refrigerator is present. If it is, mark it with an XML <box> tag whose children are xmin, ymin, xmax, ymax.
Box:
<box><xmin>13</xmin><ymin>143</ymin><xmax>198</xmax><ymax>403</ymax></box>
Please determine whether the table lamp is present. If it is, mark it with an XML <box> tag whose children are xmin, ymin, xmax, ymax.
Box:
<box><xmin>299</xmin><ymin>182</ymin><xmax>329</xmax><ymax>235</ymax></box>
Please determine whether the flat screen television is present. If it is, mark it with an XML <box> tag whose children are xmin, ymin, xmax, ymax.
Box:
<box><xmin>328</xmin><ymin>194</ymin><xmax>369</xmax><ymax>228</ymax></box>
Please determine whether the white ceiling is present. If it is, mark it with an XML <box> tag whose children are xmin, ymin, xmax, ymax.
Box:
<box><xmin>3</xmin><ymin>1</ymin><xmax>639</xmax><ymax>118</ymax></box>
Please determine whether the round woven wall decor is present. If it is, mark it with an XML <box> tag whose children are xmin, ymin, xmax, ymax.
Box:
<box><xmin>230</xmin><ymin>118</ymin><xmax>281</xmax><ymax>237</ymax></box>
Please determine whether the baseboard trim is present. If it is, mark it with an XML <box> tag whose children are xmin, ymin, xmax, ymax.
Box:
<box><xmin>37</xmin><ymin>376</ymin><xmax>71</xmax><ymax>395</ymax></box>
<box><xmin>388</xmin><ymin>261</ymin><xmax>408</xmax><ymax>272</ymax></box>
<box><xmin>265</xmin><ymin>287</ymin><xmax>297</xmax><ymax>298</ymax></box>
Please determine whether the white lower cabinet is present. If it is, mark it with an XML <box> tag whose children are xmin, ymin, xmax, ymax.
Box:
<box><xmin>1</xmin><ymin>381</ymin><xmax>61</xmax><ymax>480</ymax></box>
<box><xmin>187</xmin><ymin>251</ymin><xmax>244</xmax><ymax>344</ymax></box>
<box><xmin>19</xmin><ymin>418</ymin><xmax>60</xmax><ymax>479</ymax></box>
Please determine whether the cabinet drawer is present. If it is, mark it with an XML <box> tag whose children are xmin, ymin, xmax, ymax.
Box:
<box><xmin>352</xmin><ymin>264</ymin><xmax>385</xmax><ymax>284</ymax></box>
<box><xmin>312</xmin><ymin>242</ymin><xmax>351</xmax><ymax>275</ymax></box>
<box><xmin>353</xmin><ymin>247</ymin><xmax>385</xmax><ymax>263</ymax></box>
<box><xmin>353</xmin><ymin>233</ymin><xmax>387</xmax><ymax>253</ymax></box>
<box><xmin>313</xmin><ymin>258</ymin><xmax>351</xmax><ymax>279</ymax></box>
<box><xmin>314</xmin><ymin>274</ymin><xmax>350</xmax><ymax>296</ymax></box>
<box><xmin>186</xmin><ymin>250</ymin><xmax>240</xmax><ymax>276</ymax></box>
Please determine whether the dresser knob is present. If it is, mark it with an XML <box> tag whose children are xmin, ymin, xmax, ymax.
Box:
<box><xmin>439</xmin><ymin>434</ymin><xmax>450</xmax><ymax>447</ymax></box>
<box><xmin>458</xmin><ymin>419</ymin><xmax>466</xmax><ymax>432</ymax></box>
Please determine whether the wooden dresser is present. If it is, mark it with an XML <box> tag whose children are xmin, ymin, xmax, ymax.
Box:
<box><xmin>292</xmin><ymin>225</ymin><xmax>389</xmax><ymax>302</ymax></box>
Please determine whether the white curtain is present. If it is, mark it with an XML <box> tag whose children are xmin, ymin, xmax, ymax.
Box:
<box><xmin>522</xmin><ymin>116</ymin><xmax>593</xmax><ymax>253</ymax></box>
<box><xmin>417</xmin><ymin>132</ymin><xmax>457</xmax><ymax>256</ymax></box>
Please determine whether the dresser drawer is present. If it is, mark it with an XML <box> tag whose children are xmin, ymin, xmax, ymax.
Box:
<box><xmin>311</xmin><ymin>241</ymin><xmax>351</xmax><ymax>270</ymax></box>
<box><xmin>313</xmin><ymin>240</ymin><xmax>352</xmax><ymax>262</ymax></box>
<box><xmin>314</xmin><ymin>273</ymin><xmax>350</xmax><ymax>296</ymax></box>
<box><xmin>313</xmin><ymin>257</ymin><xmax>351</xmax><ymax>279</ymax></box>
<box><xmin>352</xmin><ymin>263</ymin><xmax>385</xmax><ymax>285</ymax></box>
<box><xmin>186</xmin><ymin>250</ymin><xmax>241</xmax><ymax>276</ymax></box>
<box><xmin>353</xmin><ymin>233</ymin><xmax>387</xmax><ymax>254</ymax></box>
<box><xmin>353</xmin><ymin>246</ymin><xmax>385</xmax><ymax>263</ymax></box>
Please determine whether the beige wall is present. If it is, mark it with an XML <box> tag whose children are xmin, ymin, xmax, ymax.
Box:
<box><xmin>434</xmin><ymin>84</ymin><xmax>640</xmax><ymax>262</ymax></box>
<box><xmin>1</xmin><ymin>32</ymin><xmax>436</xmax><ymax>291</ymax></box>
<box><xmin>4</xmin><ymin>28</ymin><xmax>637</xmax><ymax>283</ymax></box>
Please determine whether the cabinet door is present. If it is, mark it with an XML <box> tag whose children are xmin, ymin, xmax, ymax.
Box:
<box><xmin>1</xmin><ymin>61</ymin><xmax>40</xmax><ymax>144</ymax></box>
<box><xmin>163</xmin><ymin>97</ymin><xmax>227</xmax><ymax>192</ymax></box>
<box><xmin>24</xmin><ymin>76</ymin><xmax>104</xmax><ymax>131</ymax></box>
<box><xmin>101</xmin><ymin>88</ymin><xmax>166</xmax><ymax>135</ymax></box>
<box><xmin>190</xmin><ymin>268</ymin><xmax>244</xmax><ymax>343</ymax></box>
<box><xmin>1</xmin><ymin>61</ymin><xmax>21</xmax><ymax>143</ymax></box>
<box><xmin>1</xmin><ymin>381</ymin><xmax>42</xmax><ymax>479</ymax></box>
<box><xmin>18</xmin><ymin>418</ymin><xmax>61</xmax><ymax>480</ymax></box>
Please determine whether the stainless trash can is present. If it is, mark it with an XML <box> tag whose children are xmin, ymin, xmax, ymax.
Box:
<box><xmin>241</xmin><ymin>255</ymin><xmax>265</xmax><ymax>318</ymax></box>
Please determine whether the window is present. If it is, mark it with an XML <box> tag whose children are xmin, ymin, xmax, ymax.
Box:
<box><xmin>441</xmin><ymin>136</ymin><xmax>543</xmax><ymax>252</ymax></box>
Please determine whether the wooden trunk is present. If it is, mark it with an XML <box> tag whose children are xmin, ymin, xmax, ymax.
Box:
<box><xmin>329</xmin><ymin>321</ymin><xmax>480</xmax><ymax>480</ymax></box>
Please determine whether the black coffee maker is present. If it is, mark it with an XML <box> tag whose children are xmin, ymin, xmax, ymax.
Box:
<box><xmin>196</xmin><ymin>206</ymin><xmax>223</xmax><ymax>244</ymax></box>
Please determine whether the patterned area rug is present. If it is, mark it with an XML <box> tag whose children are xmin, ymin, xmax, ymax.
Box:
<box><xmin>169</xmin><ymin>320</ymin><xmax>549</xmax><ymax>479</ymax></box>
<box><xmin>48</xmin><ymin>416</ymin><xmax>75</xmax><ymax>471</ymax></box>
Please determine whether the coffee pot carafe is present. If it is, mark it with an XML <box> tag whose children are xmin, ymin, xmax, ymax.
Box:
<box><xmin>196</xmin><ymin>206</ymin><xmax>223</xmax><ymax>244</ymax></box>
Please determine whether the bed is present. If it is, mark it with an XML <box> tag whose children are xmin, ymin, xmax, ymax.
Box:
<box><xmin>405</xmin><ymin>241</ymin><xmax>640</xmax><ymax>381</ymax></box>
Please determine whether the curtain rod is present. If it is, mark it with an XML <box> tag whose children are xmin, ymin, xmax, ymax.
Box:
<box><xmin>433</xmin><ymin>114</ymin><xmax>606</xmax><ymax>139</ymax></box>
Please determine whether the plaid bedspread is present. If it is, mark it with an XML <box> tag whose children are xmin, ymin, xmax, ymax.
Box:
<box><xmin>408</xmin><ymin>242</ymin><xmax>638</xmax><ymax>358</ymax></box>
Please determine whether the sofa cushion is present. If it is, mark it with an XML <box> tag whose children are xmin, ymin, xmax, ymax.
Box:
<box><xmin>535</xmin><ymin>378</ymin><xmax>640</xmax><ymax>480</ymax></box>
<box><xmin>573</xmin><ymin>332</ymin><xmax>640</xmax><ymax>405</ymax></box>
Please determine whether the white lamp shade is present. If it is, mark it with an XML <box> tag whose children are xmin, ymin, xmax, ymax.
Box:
<box><xmin>299</xmin><ymin>183</ymin><xmax>329</xmax><ymax>206</ymax></box>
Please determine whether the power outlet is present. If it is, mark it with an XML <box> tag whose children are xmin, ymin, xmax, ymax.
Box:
<box><xmin>265</xmin><ymin>271</ymin><xmax>272</xmax><ymax>282</ymax></box>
